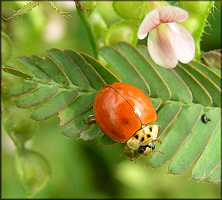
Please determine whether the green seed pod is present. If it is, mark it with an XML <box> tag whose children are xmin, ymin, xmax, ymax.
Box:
<box><xmin>88</xmin><ymin>10</ymin><xmax>107</xmax><ymax>41</ymax></box>
<box><xmin>15</xmin><ymin>149</ymin><xmax>51</xmax><ymax>198</ymax></box>
<box><xmin>96</xmin><ymin>1</ymin><xmax>121</xmax><ymax>26</ymax></box>
<box><xmin>113</xmin><ymin>1</ymin><xmax>145</xmax><ymax>19</ymax></box>
<box><xmin>104</xmin><ymin>19</ymin><xmax>138</xmax><ymax>46</ymax></box>
<box><xmin>78</xmin><ymin>1</ymin><xmax>97</xmax><ymax>17</ymax></box>
<box><xmin>1</xmin><ymin>31</ymin><xmax>13</xmax><ymax>65</ymax></box>
<box><xmin>3</xmin><ymin>109</ymin><xmax>36</xmax><ymax>145</ymax></box>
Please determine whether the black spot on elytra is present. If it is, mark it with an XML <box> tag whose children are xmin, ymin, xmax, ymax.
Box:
<box><xmin>122</xmin><ymin>118</ymin><xmax>129</xmax><ymax>125</ymax></box>
<box><xmin>141</xmin><ymin>137</ymin><xmax>144</xmax><ymax>142</ymax></box>
<box><xmin>149</xmin><ymin>127</ymin><xmax>153</xmax><ymax>132</ymax></box>
<box><xmin>134</xmin><ymin>135</ymin><xmax>139</xmax><ymax>139</ymax></box>
<box><xmin>147</xmin><ymin>134</ymin><xmax>151</xmax><ymax>138</ymax></box>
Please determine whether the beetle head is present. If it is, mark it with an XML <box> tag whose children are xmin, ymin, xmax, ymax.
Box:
<box><xmin>126</xmin><ymin>124</ymin><xmax>159</xmax><ymax>153</ymax></box>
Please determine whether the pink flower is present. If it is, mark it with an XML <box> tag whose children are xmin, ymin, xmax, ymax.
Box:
<box><xmin>137</xmin><ymin>6</ymin><xmax>195</xmax><ymax>68</ymax></box>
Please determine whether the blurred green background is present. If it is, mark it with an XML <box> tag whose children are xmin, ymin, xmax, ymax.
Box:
<box><xmin>1</xmin><ymin>1</ymin><xmax>221</xmax><ymax>198</ymax></box>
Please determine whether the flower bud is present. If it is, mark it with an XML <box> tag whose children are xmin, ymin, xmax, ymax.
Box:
<box><xmin>16</xmin><ymin>149</ymin><xmax>51</xmax><ymax>198</ymax></box>
<box><xmin>4</xmin><ymin>109</ymin><xmax>36</xmax><ymax>144</ymax></box>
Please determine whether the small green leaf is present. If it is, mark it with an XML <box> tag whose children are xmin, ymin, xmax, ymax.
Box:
<box><xmin>3</xmin><ymin>1</ymin><xmax>41</xmax><ymax>20</ymax></box>
<box><xmin>30</xmin><ymin>89</ymin><xmax>78</xmax><ymax>121</ymax></box>
<box><xmin>206</xmin><ymin>163</ymin><xmax>221</xmax><ymax>183</ymax></box>
<box><xmin>80</xmin><ymin>52</ymin><xmax>121</xmax><ymax>84</ymax></box>
<box><xmin>16</xmin><ymin>56</ymin><xmax>51</xmax><ymax>82</ymax></box>
<box><xmin>192</xmin><ymin>121</ymin><xmax>221</xmax><ymax>181</ymax></box>
<box><xmin>47</xmin><ymin>48</ymin><xmax>90</xmax><ymax>90</ymax></box>
<box><xmin>99</xmin><ymin>134</ymin><xmax>116</xmax><ymax>146</ymax></box>
<box><xmin>59</xmin><ymin>92</ymin><xmax>96</xmax><ymax>125</ymax></box>
<box><xmin>65</xmin><ymin>49</ymin><xmax>105</xmax><ymax>90</ymax></box>
<box><xmin>149</xmin><ymin>104</ymin><xmax>203</xmax><ymax>168</ymax></box>
<box><xmin>156</xmin><ymin>101</ymin><xmax>183</xmax><ymax>138</ymax></box>
<box><xmin>99</xmin><ymin>46</ymin><xmax>150</xmax><ymax>96</ymax></box>
<box><xmin>175</xmin><ymin>64</ymin><xmax>212</xmax><ymax>106</ymax></box>
<box><xmin>4</xmin><ymin>81</ymin><xmax>38</xmax><ymax>97</ymax></box>
<box><xmin>3</xmin><ymin>67</ymin><xmax>33</xmax><ymax>79</ymax></box>
<box><xmin>61</xmin><ymin>107</ymin><xmax>94</xmax><ymax>137</ymax></box>
<box><xmin>79</xmin><ymin>123</ymin><xmax>101</xmax><ymax>141</ymax></box>
<box><xmin>150</xmin><ymin>98</ymin><xmax>162</xmax><ymax>111</ymax></box>
<box><xmin>31</xmin><ymin>55</ymin><xmax>69</xmax><ymax>87</ymax></box>
<box><xmin>14</xmin><ymin>85</ymin><xmax>58</xmax><ymax>108</ymax></box>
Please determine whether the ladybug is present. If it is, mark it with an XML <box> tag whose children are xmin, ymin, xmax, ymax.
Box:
<box><xmin>93</xmin><ymin>82</ymin><xmax>162</xmax><ymax>161</ymax></box>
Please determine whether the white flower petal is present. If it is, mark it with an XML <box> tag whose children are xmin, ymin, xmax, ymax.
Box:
<box><xmin>137</xmin><ymin>9</ymin><xmax>160</xmax><ymax>39</ymax></box>
<box><xmin>167</xmin><ymin>23</ymin><xmax>195</xmax><ymax>63</ymax></box>
<box><xmin>137</xmin><ymin>5</ymin><xmax>189</xmax><ymax>40</ymax></box>
<box><xmin>158</xmin><ymin>6</ymin><xmax>189</xmax><ymax>23</ymax></box>
<box><xmin>148</xmin><ymin>28</ymin><xmax>178</xmax><ymax>68</ymax></box>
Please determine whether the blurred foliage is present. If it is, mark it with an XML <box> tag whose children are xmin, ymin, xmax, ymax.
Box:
<box><xmin>1</xmin><ymin>1</ymin><xmax>221</xmax><ymax>198</ymax></box>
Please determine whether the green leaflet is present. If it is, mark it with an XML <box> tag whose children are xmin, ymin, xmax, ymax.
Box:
<box><xmin>192</xmin><ymin>121</ymin><xmax>221</xmax><ymax>181</ymax></box>
<box><xmin>156</xmin><ymin>101</ymin><xmax>183</xmax><ymax>139</ymax></box>
<box><xmin>3</xmin><ymin>1</ymin><xmax>41</xmax><ymax>20</ymax></box>
<box><xmin>64</xmin><ymin>49</ymin><xmax>105</xmax><ymax>90</ymax></box>
<box><xmin>31</xmin><ymin>55</ymin><xmax>70</xmax><ymax>87</ymax></box>
<box><xmin>59</xmin><ymin>92</ymin><xmax>96</xmax><ymax>125</ymax></box>
<box><xmin>206</xmin><ymin>163</ymin><xmax>221</xmax><ymax>184</ymax></box>
<box><xmin>99</xmin><ymin>46</ymin><xmax>150</xmax><ymax>96</ymax></box>
<box><xmin>61</xmin><ymin>107</ymin><xmax>94</xmax><ymax>137</ymax></box>
<box><xmin>79</xmin><ymin>123</ymin><xmax>102</xmax><ymax>141</ymax></box>
<box><xmin>80</xmin><ymin>52</ymin><xmax>121</xmax><ymax>84</ymax></box>
<box><xmin>99</xmin><ymin>134</ymin><xmax>116</xmax><ymax>146</ymax></box>
<box><xmin>14</xmin><ymin>85</ymin><xmax>58</xmax><ymax>108</ymax></box>
<box><xmin>31</xmin><ymin>89</ymin><xmax>78</xmax><ymax>121</ymax></box>
<box><xmin>4</xmin><ymin>81</ymin><xmax>37</xmax><ymax>97</ymax></box>
<box><xmin>47</xmin><ymin>48</ymin><xmax>90</xmax><ymax>90</ymax></box>
<box><xmin>16</xmin><ymin>56</ymin><xmax>50</xmax><ymax>82</ymax></box>
<box><xmin>3</xmin><ymin>67</ymin><xmax>33</xmax><ymax>79</ymax></box>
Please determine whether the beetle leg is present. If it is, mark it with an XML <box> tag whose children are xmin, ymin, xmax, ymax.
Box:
<box><xmin>135</xmin><ymin>153</ymin><xmax>143</xmax><ymax>164</ymax></box>
<box><xmin>155</xmin><ymin>138</ymin><xmax>162</xmax><ymax>144</ymax></box>
<box><xmin>124</xmin><ymin>144</ymin><xmax>134</xmax><ymax>161</ymax></box>
<box><xmin>84</xmin><ymin>115</ymin><xmax>96</xmax><ymax>124</ymax></box>
<box><xmin>152</xmin><ymin>149</ymin><xmax>164</xmax><ymax>155</ymax></box>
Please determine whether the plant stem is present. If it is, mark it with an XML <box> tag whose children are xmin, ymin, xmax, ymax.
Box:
<box><xmin>75</xmin><ymin>2</ymin><xmax>98</xmax><ymax>59</ymax></box>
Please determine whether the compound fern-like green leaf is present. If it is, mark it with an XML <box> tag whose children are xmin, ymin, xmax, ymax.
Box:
<box><xmin>3</xmin><ymin>42</ymin><xmax>221</xmax><ymax>183</ymax></box>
